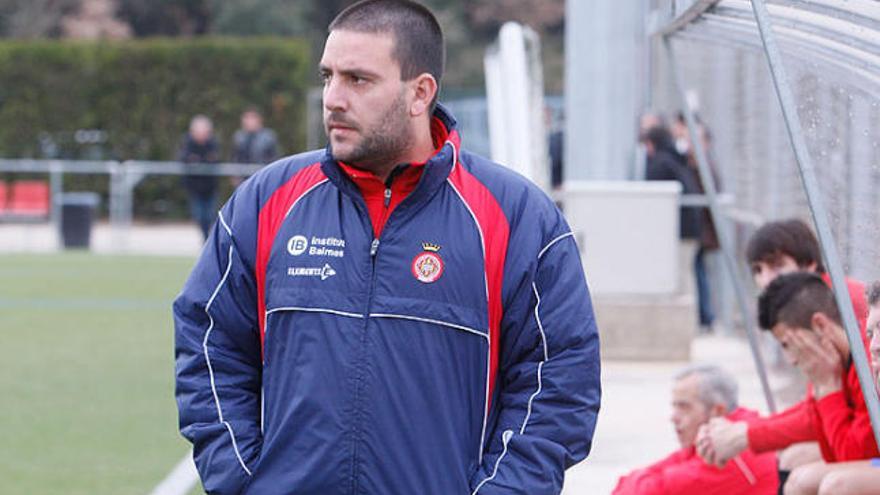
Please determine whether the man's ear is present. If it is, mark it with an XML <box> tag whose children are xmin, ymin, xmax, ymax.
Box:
<box><xmin>709</xmin><ymin>403</ymin><xmax>727</xmax><ymax>418</ymax></box>
<box><xmin>410</xmin><ymin>73</ymin><xmax>438</xmax><ymax>117</ymax></box>
<box><xmin>811</xmin><ymin>311</ymin><xmax>834</xmax><ymax>338</ymax></box>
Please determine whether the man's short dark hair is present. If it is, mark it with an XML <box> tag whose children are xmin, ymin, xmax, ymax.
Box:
<box><xmin>746</xmin><ymin>219</ymin><xmax>826</xmax><ymax>273</ymax></box>
<box><xmin>329</xmin><ymin>0</ymin><xmax>444</xmax><ymax>86</ymax></box>
<box><xmin>867</xmin><ymin>281</ymin><xmax>880</xmax><ymax>307</ymax></box>
<box><xmin>758</xmin><ymin>272</ymin><xmax>841</xmax><ymax>331</ymax></box>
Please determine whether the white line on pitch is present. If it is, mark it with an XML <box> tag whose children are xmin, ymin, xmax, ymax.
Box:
<box><xmin>148</xmin><ymin>451</ymin><xmax>199</xmax><ymax>495</ymax></box>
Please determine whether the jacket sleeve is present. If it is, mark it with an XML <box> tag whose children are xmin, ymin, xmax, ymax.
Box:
<box><xmin>173</xmin><ymin>192</ymin><xmax>263</xmax><ymax>494</ymax></box>
<box><xmin>470</xmin><ymin>229</ymin><xmax>601</xmax><ymax>494</ymax></box>
<box><xmin>746</xmin><ymin>400</ymin><xmax>817</xmax><ymax>453</ymax></box>
<box><xmin>812</xmin><ymin>389</ymin><xmax>880</xmax><ymax>461</ymax></box>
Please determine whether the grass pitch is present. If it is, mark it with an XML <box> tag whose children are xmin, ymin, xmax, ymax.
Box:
<box><xmin>0</xmin><ymin>252</ymin><xmax>200</xmax><ymax>494</ymax></box>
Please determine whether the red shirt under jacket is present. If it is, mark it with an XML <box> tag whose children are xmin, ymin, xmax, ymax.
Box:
<box><xmin>338</xmin><ymin>118</ymin><xmax>449</xmax><ymax>238</ymax></box>
<box><xmin>613</xmin><ymin>408</ymin><xmax>779</xmax><ymax>495</ymax></box>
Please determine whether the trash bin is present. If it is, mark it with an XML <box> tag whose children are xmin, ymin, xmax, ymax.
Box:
<box><xmin>58</xmin><ymin>192</ymin><xmax>100</xmax><ymax>249</ymax></box>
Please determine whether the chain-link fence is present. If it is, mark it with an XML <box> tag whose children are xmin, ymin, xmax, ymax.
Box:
<box><xmin>652</xmin><ymin>0</ymin><xmax>880</xmax><ymax>283</ymax></box>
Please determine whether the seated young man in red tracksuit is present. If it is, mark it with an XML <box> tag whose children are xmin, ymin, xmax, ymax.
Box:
<box><xmin>742</xmin><ymin>219</ymin><xmax>870</xmax><ymax>484</ymax></box>
<box><xmin>697</xmin><ymin>273</ymin><xmax>878</xmax><ymax>490</ymax></box>
<box><xmin>783</xmin><ymin>281</ymin><xmax>880</xmax><ymax>495</ymax></box>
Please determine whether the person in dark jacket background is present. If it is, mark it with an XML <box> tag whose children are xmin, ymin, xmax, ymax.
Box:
<box><xmin>233</xmin><ymin>107</ymin><xmax>279</xmax><ymax>165</ymax></box>
<box><xmin>641</xmin><ymin>124</ymin><xmax>702</xmax><ymax>241</ymax></box>
<box><xmin>178</xmin><ymin>114</ymin><xmax>220</xmax><ymax>240</ymax></box>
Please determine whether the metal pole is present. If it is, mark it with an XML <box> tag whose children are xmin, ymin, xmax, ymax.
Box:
<box><xmin>663</xmin><ymin>36</ymin><xmax>778</xmax><ymax>414</ymax></box>
<box><xmin>749</xmin><ymin>0</ymin><xmax>880</xmax><ymax>447</ymax></box>
<box><xmin>49</xmin><ymin>160</ymin><xmax>64</xmax><ymax>250</ymax></box>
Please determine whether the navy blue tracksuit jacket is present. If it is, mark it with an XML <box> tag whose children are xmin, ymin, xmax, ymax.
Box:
<box><xmin>174</xmin><ymin>106</ymin><xmax>601</xmax><ymax>494</ymax></box>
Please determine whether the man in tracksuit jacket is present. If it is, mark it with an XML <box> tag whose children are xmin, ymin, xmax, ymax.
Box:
<box><xmin>173</xmin><ymin>1</ymin><xmax>601</xmax><ymax>494</ymax></box>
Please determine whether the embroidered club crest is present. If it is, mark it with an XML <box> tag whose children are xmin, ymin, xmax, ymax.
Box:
<box><xmin>412</xmin><ymin>242</ymin><xmax>444</xmax><ymax>283</ymax></box>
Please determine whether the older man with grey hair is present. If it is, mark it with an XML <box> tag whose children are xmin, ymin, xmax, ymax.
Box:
<box><xmin>613</xmin><ymin>364</ymin><xmax>779</xmax><ymax>495</ymax></box>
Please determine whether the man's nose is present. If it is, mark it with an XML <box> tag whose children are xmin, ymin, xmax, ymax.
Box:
<box><xmin>323</xmin><ymin>77</ymin><xmax>348</xmax><ymax>113</ymax></box>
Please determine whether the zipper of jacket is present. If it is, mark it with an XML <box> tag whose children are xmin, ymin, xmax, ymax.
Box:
<box><xmin>350</xmin><ymin>163</ymin><xmax>412</xmax><ymax>492</ymax></box>
<box><xmin>350</xmin><ymin>177</ymin><xmax>393</xmax><ymax>494</ymax></box>
<box><xmin>350</xmin><ymin>236</ymin><xmax>378</xmax><ymax>494</ymax></box>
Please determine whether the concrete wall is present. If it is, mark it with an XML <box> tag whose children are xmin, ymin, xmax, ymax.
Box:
<box><xmin>564</xmin><ymin>181</ymin><xmax>697</xmax><ymax>360</ymax></box>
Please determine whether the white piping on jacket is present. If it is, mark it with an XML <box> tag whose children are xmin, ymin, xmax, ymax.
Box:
<box><xmin>732</xmin><ymin>455</ymin><xmax>757</xmax><ymax>485</ymax></box>
<box><xmin>202</xmin><ymin>210</ymin><xmax>253</xmax><ymax>476</ymax></box>
<box><xmin>471</xmin><ymin>430</ymin><xmax>513</xmax><ymax>495</ymax></box>
<box><xmin>369</xmin><ymin>313</ymin><xmax>488</xmax><ymax>338</ymax></box>
<box><xmin>471</xmin><ymin>232</ymin><xmax>575</xmax><ymax>491</ymax></box>
<box><xmin>267</xmin><ymin>306</ymin><xmax>364</xmax><ymax>319</ymax></box>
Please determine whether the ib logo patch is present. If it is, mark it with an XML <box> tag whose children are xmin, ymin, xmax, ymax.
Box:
<box><xmin>287</xmin><ymin>235</ymin><xmax>309</xmax><ymax>256</ymax></box>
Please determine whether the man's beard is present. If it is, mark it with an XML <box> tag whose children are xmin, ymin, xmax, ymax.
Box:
<box><xmin>327</xmin><ymin>90</ymin><xmax>412</xmax><ymax>169</ymax></box>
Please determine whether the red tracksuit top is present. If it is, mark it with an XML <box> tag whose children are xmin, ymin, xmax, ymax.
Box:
<box><xmin>746</xmin><ymin>275</ymin><xmax>878</xmax><ymax>461</ymax></box>
<box><xmin>613</xmin><ymin>408</ymin><xmax>779</xmax><ymax>495</ymax></box>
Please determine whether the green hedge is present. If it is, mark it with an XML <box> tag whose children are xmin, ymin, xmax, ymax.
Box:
<box><xmin>0</xmin><ymin>37</ymin><xmax>311</xmax><ymax>218</ymax></box>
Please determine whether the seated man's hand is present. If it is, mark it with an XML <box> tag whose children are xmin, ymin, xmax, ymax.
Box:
<box><xmin>788</xmin><ymin>330</ymin><xmax>842</xmax><ymax>399</ymax></box>
<box><xmin>696</xmin><ymin>424</ymin><xmax>716</xmax><ymax>464</ymax></box>
<box><xmin>702</xmin><ymin>418</ymin><xmax>749</xmax><ymax>468</ymax></box>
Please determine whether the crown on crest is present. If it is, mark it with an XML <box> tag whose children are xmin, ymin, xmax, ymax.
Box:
<box><xmin>422</xmin><ymin>242</ymin><xmax>441</xmax><ymax>252</ymax></box>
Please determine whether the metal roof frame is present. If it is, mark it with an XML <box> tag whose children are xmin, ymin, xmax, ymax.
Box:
<box><xmin>653</xmin><ymin>1</ymin><xmax>880</xmax><ymax>93</ymax></box>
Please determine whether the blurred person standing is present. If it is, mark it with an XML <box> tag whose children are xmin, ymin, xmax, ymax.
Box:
<box><xmin>692</xmin><ymin>121</ymin><xmax>722</xmax><ymax>332</ymax></box>
<box><xmin>178</xmin><ymin>114</ymin><xmax>220</xmax><ymax>241</ymax></box>
<box><xmin>233</xmin><ymin>106</ymin><xmax>279</xmax><ymax>165</ymax></box>
<box><xmin>641</xmin><ymin>122</ymin><xmax>702</xmax><ymax>241</ymax></box>
<box><xmin>669</xmin><ymin>112</ymin><xmax>722</xmax><ymax>332</ymax></box>
<box><xmin>641</xmin><ymin>118</ymin><xmax>704</xmax><ymax>330</ymax></box>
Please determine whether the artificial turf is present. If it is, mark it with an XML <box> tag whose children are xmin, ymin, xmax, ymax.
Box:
<box><xmin>0</xmin><ymin>252</ymin><xmax>201</xmax><ymax>494</ymax></box>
